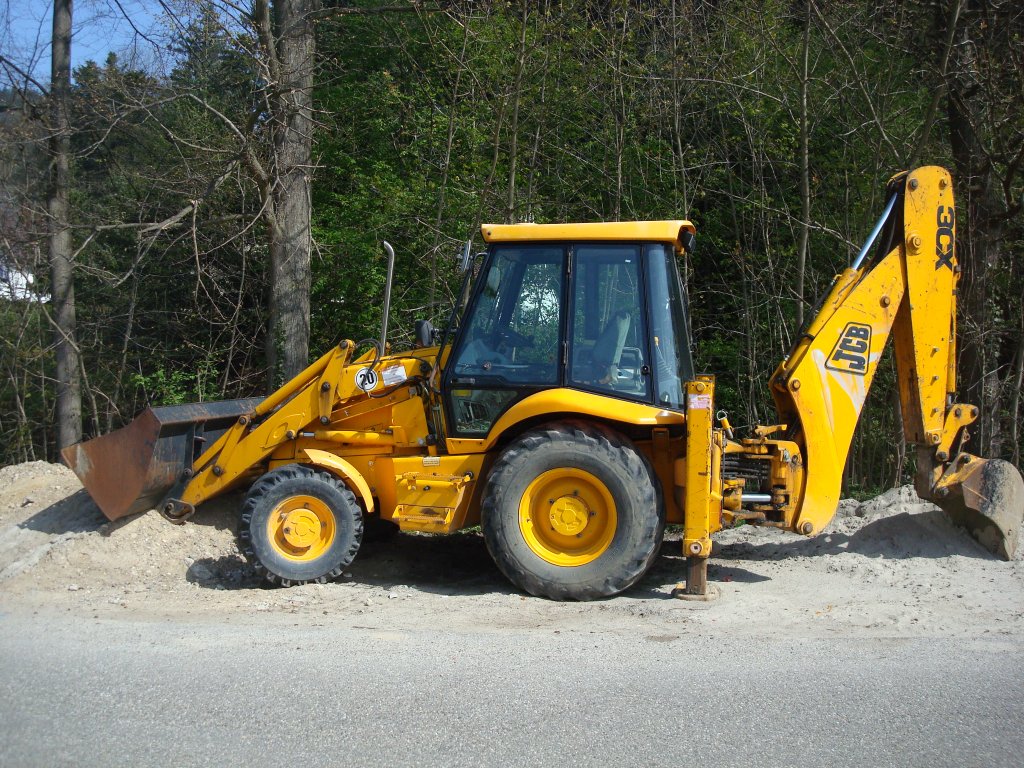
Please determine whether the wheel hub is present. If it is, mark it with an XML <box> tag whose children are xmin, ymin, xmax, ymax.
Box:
<box><xmin>280</xmin><ymin>507</ymin><xmax>323</xmax><ymax>549</ymax></box>
<box><xmin>518</xmin><ymin>468</ymin><xmax>617</xmax><ymax>567</ymax></box>
<box><xmin>549</xmin><ymin>494</ymin><xmax>590</xmax><ymax>536</ymax></box>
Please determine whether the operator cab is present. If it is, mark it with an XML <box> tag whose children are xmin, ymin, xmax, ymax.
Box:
<box><xmin>442</xmin><ymin>222</ymin><xmax>696</xmax><ymax>437</ymax></box>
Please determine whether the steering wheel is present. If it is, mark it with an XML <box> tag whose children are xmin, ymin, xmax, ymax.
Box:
<box><xmin>492</xmin><ymin>328</ymin><xmax>534</xmax><ymax>348</ymax></box>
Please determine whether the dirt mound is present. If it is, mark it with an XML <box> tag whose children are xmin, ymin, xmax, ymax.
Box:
<box><xmin>1</xmin><ymin>461</ymin><xmax>1022</xmax><ymax>638</ymax></box>
<box><xmin>0</xmin><ymin>461</ymin><xmax>247</xmax><ymax>589</ymax></box>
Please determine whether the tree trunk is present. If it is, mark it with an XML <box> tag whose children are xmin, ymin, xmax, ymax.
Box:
<box><xmin>947</xmin><ymin>3</ymin><xmax>1005</xmax><ymax>456</ymax></box>
<box><xmin>266</xmin><ymin>0</ymin><xmax>318</xmax><ymax>387</ymax></box>
<box><xmin>505</xmin><ymin>5</ymin><xmax>529</xmax><ymax>224</ymax></box>
<box><xmin>795</xmin><ymin>0</ymin><xmax>811</xmax><ymax>329</ymax></box>
<box><xmin>50</xmin><ymin>0</ymin><xmax>81</xmax><ymax>450</ymax></box>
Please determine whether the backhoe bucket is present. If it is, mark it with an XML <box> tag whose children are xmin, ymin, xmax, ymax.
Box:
<box><xmin>936</xmin><ymin>457</ymin><xmax>1024</xmax><ymax>560</ymax></box>
<box><xmin>62</xmin><ymin>398</ymin><xmax>261</xmax><ymax>522</ymax></box>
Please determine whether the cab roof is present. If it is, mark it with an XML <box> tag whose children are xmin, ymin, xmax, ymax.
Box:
<box><xmin>481</xmin><ymin>220</ymin><xmax>696</xmax><ymax>253</ymax></box>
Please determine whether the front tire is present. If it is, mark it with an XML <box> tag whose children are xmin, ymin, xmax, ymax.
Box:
<box><xmin>239</xmin><ymin>465</ymin><xmax>363</xmax><ymax>586</ymax></box>
<box><xmin>481</xmin><ymin>421</ymin><xmax>663</xmax><ymax>600</ymax></box>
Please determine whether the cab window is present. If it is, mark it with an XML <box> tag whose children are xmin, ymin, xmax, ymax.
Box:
<box><xmin>569</xmin><ymin>245</ymin><xmax>650</xmax><ymax>401</ymax></box>
<box><xmin>451</xmin><ymin>245</ymin><xmax>563</xmax><ymax>384</ymax></box>
<box><xmin>447</xmin><ymin>245</ymin><xmax>564</xmax><ymax>435</ymax></box>
<box><xmin>645</xmin><ymin>243</ymin><xmax>694</xmax><ymax>409</ymax></box>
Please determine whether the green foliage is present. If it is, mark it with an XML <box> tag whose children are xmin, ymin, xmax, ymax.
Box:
<box><xmin>129</xmin><ymin>353</ymin><xmax>226</xmax><ymax>406</ymax></box>
<box><xmin>2</xmin><ymin>0</ymin><xmax>1021</xmax><ymax>483</ymax></box>
<box><xmin>0</xmin><ymin>302</ymin><xmax>51</xmax><ymax>462</ymax></box>
<box><xmin>130</xmin><ymin>368</ymin><xmax>195</xmax><ymax>406</ymax></box>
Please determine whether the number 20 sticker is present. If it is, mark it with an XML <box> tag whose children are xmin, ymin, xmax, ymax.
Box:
<box><xmin>355</xmin><ymin>367</ymin><xmax>378</xmax><ymax>391</ymax></box>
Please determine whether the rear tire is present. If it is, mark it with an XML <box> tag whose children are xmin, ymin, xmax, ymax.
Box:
<box><xmin>481</xmin><ymin>421</ymin><xmax>663</xmax><ymax>600</ymax></box>
<box><xmin>239</xmin><ymin>465</ymin><xmax>363</xmax><ymax>586</ymax></box>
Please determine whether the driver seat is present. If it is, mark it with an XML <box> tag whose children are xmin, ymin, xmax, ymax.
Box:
<box><xmin>591</xmin><ymin>310</ymin><xmax>631</xmax><ymax>386</ymax></box>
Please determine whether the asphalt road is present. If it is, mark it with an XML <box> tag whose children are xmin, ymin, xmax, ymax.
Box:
<box><xmin>0</xmin><ymin>609</ymin><xmax>1021</xmax><ymax>768</ymax></box>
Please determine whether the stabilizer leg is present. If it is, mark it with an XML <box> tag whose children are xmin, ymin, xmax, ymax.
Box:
<box><xmin>673</xmin><ymin>556</ymin><xmax>720</xmax><ymax>602</ymax></box>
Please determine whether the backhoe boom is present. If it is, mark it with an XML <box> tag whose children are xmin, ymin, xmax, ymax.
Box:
<box><xmin>752</xmin><ymin>166</ymin><xmax>1022</xmax><ymax>557</ymax></box>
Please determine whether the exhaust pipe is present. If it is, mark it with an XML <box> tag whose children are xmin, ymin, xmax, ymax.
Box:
<box><xmin>378</xmin><ymin>241</ymin><xmax>396</xmax><ymax>363</ymax></box>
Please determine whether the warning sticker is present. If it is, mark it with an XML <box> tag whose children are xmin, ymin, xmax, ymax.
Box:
<box><xmin>382</xmin><ymin>364</ymin><xmax>407</xmax><ymax>387</ymax></box>
<box><xmin>355</xmin><ymin>367</ymin><xmax>379</xmax><ymax>391</ymax></box>
<box><xmin>688</xmin><ymin>393</ymin><xmax>712</xmax><ymax>411</ymax></box>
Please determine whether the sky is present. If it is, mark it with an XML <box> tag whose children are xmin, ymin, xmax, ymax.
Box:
<box><xmin>2</xmin><ymin>0</ymin><xmax>167</xmax><ymax>86</ymax></box>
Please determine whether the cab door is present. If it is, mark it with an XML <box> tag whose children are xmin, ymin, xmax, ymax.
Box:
<box><xmin>567</xmin><ymin>244</ymin><xmax>652</xmax><ymax>403</ymax></box>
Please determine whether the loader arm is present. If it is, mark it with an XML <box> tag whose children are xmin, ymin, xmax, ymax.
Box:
<box><xmin>766</xmin><ymin>166</ymin><xmax>1022</xmax><ymax>557</ymax></box>
<box><xmin>64</xmin><ymin>342</ymin><xmax>362</xmax><ymax>522</ymax></box>
<box><xmin>168</xmin><ymin>341</ymin><xmax>357</xmax><ymax>518</ymax></box>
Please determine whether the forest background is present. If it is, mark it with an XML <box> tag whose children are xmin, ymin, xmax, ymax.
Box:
<box><xmin>1</xmin><ymin>0</ymin><xmax>1021</xmax><ymax>497</ymax></box>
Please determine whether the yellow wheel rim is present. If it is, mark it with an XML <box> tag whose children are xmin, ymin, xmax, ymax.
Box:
<box><xmin>518</xmin><ymin>468</ymin><xmax>616</xmax><ymax>566</ymax></box>
<box><xmin>266</xmin><ymin>495</ymin><xmax>336</xmax><ymax>562</ymax></box>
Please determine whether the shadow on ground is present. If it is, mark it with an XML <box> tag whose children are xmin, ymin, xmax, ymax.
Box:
<box><xmin>17</xmin><ymin>490</ymin><xmax>106</xmax><ymax>535</ymax></box>
<box><xmin>23</xmin><ymin>485</ymin><xmax>992</xmax><ymax>599</ymax></box>
<box><xmin>18</xmin><ymin>490</ymin><xmax>243</xmax><ymax>538</ymax></box>
<box><xmin>184</xmin><ymin>530</ymin><xmax>768</xmax><ymax>599</ymax></box>
<box><xmin>185</xmin><ymin>530</ymin><xmax>517</xmax><ymax>596</ymax></box>
<box><xmin>182</xmin><ymin>509</ymin><xmax>991</xmax><ymax>598</ymax></box>
<box><xmin>713</xmin><ymin>510</ymin><xmax>992</xmax><ymax>563</ymax></box>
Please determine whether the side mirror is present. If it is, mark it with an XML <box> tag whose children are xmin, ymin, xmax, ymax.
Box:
<box><xmin>415</xmin><ymin>319</ymin><xmax>436</xmax><ymax>348</ymax></box>
<box><xmin>680</xmin><ymin>230</ymin><xmax>696</xmax><ymax>255</ymax></box>
<box><xmin>459</xmin><ymin>241</ymin><xmax>472</xmax><ymax>273</ymax></box>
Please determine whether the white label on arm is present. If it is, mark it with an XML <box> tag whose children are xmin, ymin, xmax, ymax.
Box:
<box><xmin>382</xmin><ymin>364</ymin><xmax>407</xmax><ymax>387</ymax></box>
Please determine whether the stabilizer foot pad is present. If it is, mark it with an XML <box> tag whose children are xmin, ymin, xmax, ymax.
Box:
<box><xmin>672</xmin><ymin>582</ymin><xmax>721</xmax><ymax>602</ymax></box>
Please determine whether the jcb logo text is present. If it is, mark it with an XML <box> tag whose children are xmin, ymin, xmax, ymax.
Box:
<box><xmin>826</xmin><ymin>323</ymin><xmax>871</xmax><ymax>375</ymax></box>
<box><xmin>935</xmin><ymin>206</ymin><xmax>954</xmax><ymax>271</ymax></box>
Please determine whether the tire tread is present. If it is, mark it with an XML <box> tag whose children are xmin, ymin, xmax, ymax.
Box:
<box><xmin>481</xmin><ymin>421</ymin><xmax>663</xmax><ymax>600</ymax></box>
<box><xmin>238</xmin><ymin>464</ymin><xmax>363</xmax><ymax>586</ymax></box>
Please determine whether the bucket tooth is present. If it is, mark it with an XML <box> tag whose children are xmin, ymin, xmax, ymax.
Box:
<box><xmin>62</xmin><ymin>398</ymin><xmax>261</xmax><ymax>522</ymax></box>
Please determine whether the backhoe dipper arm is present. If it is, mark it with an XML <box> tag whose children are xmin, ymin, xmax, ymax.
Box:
<box><xmin>767</xmin><ymin>166</ymin><xmax>1023</xmax><ymax>558</ymax></box>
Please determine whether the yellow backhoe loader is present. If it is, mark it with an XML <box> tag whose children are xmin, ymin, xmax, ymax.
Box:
<box><xmin>64</xmin><ymin>166</ymin><xmax>1024</xmax><ymax>599</ymax></box>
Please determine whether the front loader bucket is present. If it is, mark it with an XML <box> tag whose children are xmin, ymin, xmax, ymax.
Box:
<box><xmin>936</xmin><ymin>458</ymin><xmax>1024</xmax><ymax>560</ymax></box>
<box><xmin>62</xmin><ymin>398</ymin><xmax>262</xmax><ymax>521</ymax></box>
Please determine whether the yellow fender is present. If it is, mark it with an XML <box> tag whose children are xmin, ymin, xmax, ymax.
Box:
<box><xmin>446</xmin><ymin>388</ymin><xmax>685</xmax><ymax>455</ymax></box>
<box><xmin>300</xmin><ymin>448</ymin><xmax>375</xmax><ymax>513</ymax></box>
